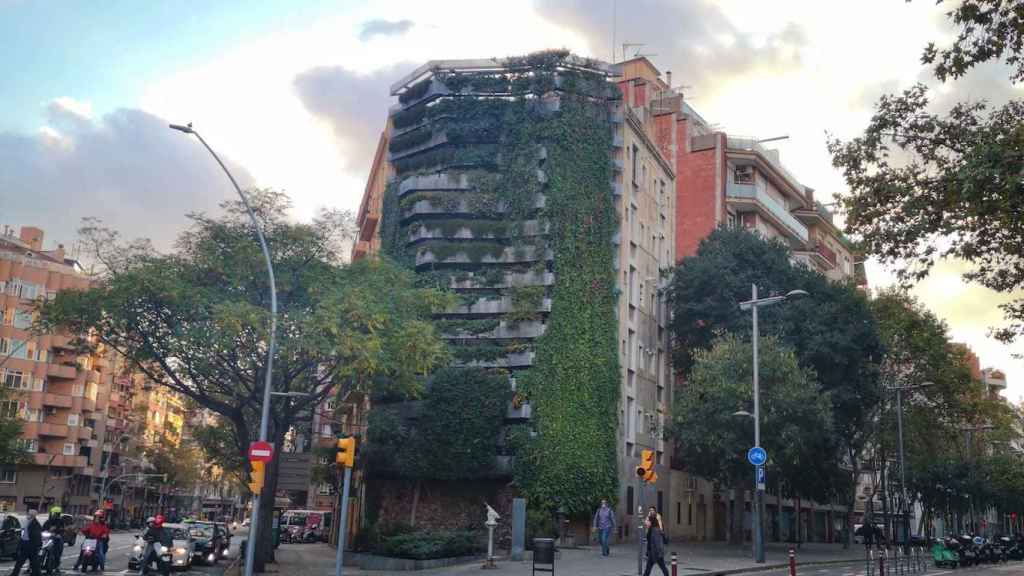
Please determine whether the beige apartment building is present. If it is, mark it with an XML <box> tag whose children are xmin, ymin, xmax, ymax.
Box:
<box><xmin>0</xmin><ymin>226</ymin><xmax>115</xmax><ymax>514</ymax></box>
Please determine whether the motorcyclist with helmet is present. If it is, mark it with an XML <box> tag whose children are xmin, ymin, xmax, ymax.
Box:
<box><xmin>138</xmin><ymin>515</ymin><xmax>172</xmax><ymax>576</ymax></box>
<box><xmin>40</xmin><ymin>506</ymin><xmax>65</xmax><ymax>572</ymax></box>
<box><xmin>73</xmin><ymin>510</ymin><xmax>111</xmax><ymax>572</ymax></box>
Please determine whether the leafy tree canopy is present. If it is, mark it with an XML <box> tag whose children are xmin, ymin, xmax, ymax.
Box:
<box><xmin>0</xmin><ymin>385</ymin><xmax>24</xmax><ymax>466</ymax></box>
<box><xmin>671</xmin><ymin>334</ymin><xmax>836</xmax><ymax>503</ymax></box>
<box><xmin>830</xmin><ymin>1</ymin><xmax>1024</xmax><ymax>343</ymax></box>
<box><xmin>37</xmin><ymin>190</ymin><xmax>451</xmax><ymax>568</ymax></box>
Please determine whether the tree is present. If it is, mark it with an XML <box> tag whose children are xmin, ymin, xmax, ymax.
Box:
<box><xmin>671</xmin><ymin>334</ymin><xmax>833</xmax><ymax>545</ymax></box>
<box><xmin>38</xmin><ymin>191</ymin><xmax>450</xmax><ymax>570</ymax></box>
<box><xmin>666</xmin><ymin>227</ymin><xmax>883</xmax><ymax>546</ymax></box>
<box><xmin>829</xmin><ymin>1</ymin><xmax>1024</xmax><ymax>343</ymax></box>
<box><xmin>0</xmin><ymin>386</ymin><xmax>24</xmax><ymax>466</ymax></box>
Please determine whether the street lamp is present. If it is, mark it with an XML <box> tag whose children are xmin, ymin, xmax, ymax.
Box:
<box><xmin>885</xmin><ymin>381</ymin><xmax>933</xmax><ymax>544</ymax></box>
<box><xmin>738</xmin><ymin>284</ymin><xmax>807</xmax><ymax>563</ymax></box>
<box><xmin>170</xmin><ymin>122</ymin><xmax>278</xmax><ymax>576</ymax></box>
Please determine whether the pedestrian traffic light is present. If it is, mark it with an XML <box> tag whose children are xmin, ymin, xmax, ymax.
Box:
<box><xmin>248</xmin><ymin>461</ymin><xmax>265</xmax><ymax>494</ymax></box>
<box><xmin>635</xmin><ymin>449</ymin><xmax>657</xmax><ymax>483</ymax></box>
<box><xmin>336</xmin><ymin>437</ymin><xmax>356</xmax><ymax>468</ymax></box>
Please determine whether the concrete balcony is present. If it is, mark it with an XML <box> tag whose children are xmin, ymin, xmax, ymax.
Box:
<box><xmin>459</xmin><ymin>351</ymin><xmax>535</xmax><ymax>369</ymax></box>
<box><xmin>77</xmin><ymin>426</ymin><xmax>93</xmax><ymax>440</ymax></box>
<box><xmin>506</xmin><ymin>401</ymin><xmax>532</xmax><ymax>420</ymax></box>
<box><xmin>38</xmin><ymin>423</ymin><xmax>69</xmax><ymax>437</ymax></box>
<box><xmin>47</xmin><ymin>363</ymin><xmax>77</xmax><ymax>380</ymax></box>
<box><xmin>415</xmin><ymin>245</ymin><xmax>553</xmax><ymax>268</ymax></box>
<box><xmin>32</xmin><ymin>453</ymin><xmax>87</xmax><ymax>468</ymax></box>
<box><xmin>450</xmin><ymin>297</ymin><xmax>553</xmax><ymax>316</ymax></box>
<box><xmin>388</xmin><ymin>132</ymin><xmax>449</xmax><ymax>162</ymax></box>
<box><xmin>442</xmin><ymin>320</ymin><xmax>546</xmax><ymax>340</ymax></box>
<box><xmin>81</xmin><ymin>397</ymin><xmax>95</xmax><ymax>412</ymax></box>
<box><xmin>42</xmin><ymin>393</ymin><xmax>72</xmax><ymax>408</ymax></box>
<box><xmin>448</xmin><ymin>270</ymin><xmax>554</xmax><ymax>290</ymax></box>
<box><xmin>726</xmin><ymin>182</ymin><xmax>809</xmax><ymax>243</ymax></box>
<box><xmin>408</xmin><ymin>220</ymin><xmax>548</xmax><ymax>243</ymax></box>
<box><xmin>399</xmin><ymin>172</ymin><xmax>473</xmax><ymax>196</ymax></box>
<box><xmin>727</xmin><ymin>137</ymin><xmax>805</xmax><ymax>197</ymax></box>
<box><xmin>49</xmin><ymin>335</ymin><xmax>75</xmax><ymax>351</ymax></box>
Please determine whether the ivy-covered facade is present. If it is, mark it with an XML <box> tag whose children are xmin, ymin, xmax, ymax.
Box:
<box><xmin>353</xmin><ymin>52</ymin><xmax>678</xmax><ymax>539</ymax></box>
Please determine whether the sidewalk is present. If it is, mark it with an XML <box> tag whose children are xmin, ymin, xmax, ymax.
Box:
<box><xmin>265</xmin><ymin>541</ymin><xmax>865</xmax><ymax>576</ymax></box>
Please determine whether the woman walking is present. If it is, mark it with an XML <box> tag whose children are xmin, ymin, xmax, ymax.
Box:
<box><xmin>644</xmin><ymin>507</ymin><xmax>670</xmax><ymax>576</ymax></box>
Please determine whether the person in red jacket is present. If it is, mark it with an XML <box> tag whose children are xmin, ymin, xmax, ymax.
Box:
<box><xmin>73</xmin><ymin>510</ymin><xmax>111</xmax><ymax>571</ymax></box>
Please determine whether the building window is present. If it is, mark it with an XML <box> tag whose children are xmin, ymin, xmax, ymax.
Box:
<box><xmin>21</xmin><ymin>439</ymin><xmax>38</xmax><ymax>453</ymax></box>
<box><xmin>63</xmin><ymin>443</ymin><xmax>76</xmax><ymax>455</ymax></box>
<box><xmin>0</xmin><ymin>468</ymin><xmax>14</xmax><ymax>483</ymax></box>
<box><xmin>676</xmin><ymin>502</ymin><xmax>681</xmax><ymax>525</ymax></box>
<box><xmin>627</xmin><ymin>486</ymin><xmax>634</xmax><ymax>515</ymax></box>
<box><xmin>67</xmin><ymin>414</ymin><xmax>79</xmax><ymax>427</ymax></box>
<box><xmin>318</xmin><ymin>483</ymin><xmax>331</xmax><ymax>496</ymax></box>
<box><xmin>688</xmin><ymin>497</ymin><xmax>693</xmax><ymax>526</ymax></box>
<box><xmin>0</xmin><ymin>401</ymin><xmax>17</xmax><ymax>419</ymax></box>
<box><xmin>13</xmin><ymin>310</ymin><xmax>32</xmax><ymax>329</ymax></box>
<box><xmin>631</xmin><ymin>145</ymin><xmax>639</xmax><ymax>185</ymax></box>
<box><xmin>72</xmin><ymin>383</ymin><xmax>84</xmax><ymax>397</ymax></box>
<box><xmin>2</xmin><ymin>370</ymin><xmax>23</xmax><ymax>389</ymax></box>
<box><xmin>734</xmin><ymin>165</ymin><xmax>754</xmax><ymax>184</ymax></box>
<box><xmin>657</xmin><ymin>491</ymin><xmax>663</xmax><ymax>514</ymax></box>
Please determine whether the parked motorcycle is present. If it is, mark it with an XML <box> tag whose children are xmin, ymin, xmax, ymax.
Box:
<box><xmin>957</xmin><ymin>534</ymin><xmax>980</xmax><ymax>566</ymax></box>
<box><xmin>301</xmin><ymin>524</ymin><xmax>321</xmax><ymax>543</ymax></box>
<box><xmin>1005</xmin><ymin>535</ymin><xmax>1024</xmax><ymax>560</ymax></box>
<box><xmin>931</xmin><ymin>536</ymin><xmax>960</xmax><ymax>568</ymax></box>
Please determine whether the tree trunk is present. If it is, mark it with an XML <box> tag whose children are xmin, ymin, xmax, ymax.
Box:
<box><xmin>253</xmin><ymin>427</ymin><xmax>287</xmax><ymax>573</ymax></box>
<box><xmin>730</xmin><ymin>484</ymin><xmax>745</xmax><ymax>546</ymax></box>
<box><xmin>795</xmin><ymin>496</ymin><xmax>802</xmax><ymax>548</ymax></box>
<box><xmin>410</xmin><ymin>480</ymin><xmax>421</xmax><ymax>527</ymax></box>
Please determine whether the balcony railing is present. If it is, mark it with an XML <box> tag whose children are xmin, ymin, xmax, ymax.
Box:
<box><xmin>46</xmin><ymin>363</ymin><xmax>77</xmax><ymax>380</ymax></box>
<box><xmin>814</xmin><ymin>241</ymin><xmax>838</xmax><ymax>267</ymax></box>
<box><xmin>726</xmin><ymin>183</ymin><xmax>809</xmax><ymax>243</ymax></box>
<box><xmin>726</xmin><ymin>137</ymin><xmax>804</xmax><ymax>195</ymax></box>
<box><xmin>42</xmin><ymin>393</ymin><xmax>72</xmax><ymax>408</ymax></box>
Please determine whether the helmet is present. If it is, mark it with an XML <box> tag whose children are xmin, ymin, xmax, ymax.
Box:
<box><xmin>154</xmin><ymin>514</ymin><xmax>165</xmax><ymax>527</ymax></box>
<box><xmin>49</xmin><ymin>506</ymin><xmax>62</xmax><ymax>515</ymax></box>
<box><xmin>94</xmin><ymin>510</ymin><xmax>105</xmax><ymax>519</ymax></box>
<box><xmin>146</xmin><ymin>516</ymin><xmax>156</xmax><ymax>525</ymax></box>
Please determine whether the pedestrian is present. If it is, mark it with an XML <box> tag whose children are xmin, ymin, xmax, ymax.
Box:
<box><xmin>8</xmin><ymin>508</ymin><xmax>42</xmax><ymax>576</ymax></box>
<box><xmin>592</xmin><ymin>498</ymin><xmax>616</xmax><ymax>557</ymax></box>
<box><xmin>643</xmin><ymin>508</ymin><xmax>670</xmax><ymax>576</ymax></box>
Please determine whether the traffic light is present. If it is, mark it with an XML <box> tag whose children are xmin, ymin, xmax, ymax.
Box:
<box><xmin>336</xmin><ymin>437</ymin><xmax>356</xmax><ymax>468</ymax></box>
<box><xmin>248</xmin><ymin>461</ymin><xmax>265</xmax><ymax>494</ymax></box>
<box><xmin>635</xmin><ymin>449</ymin><xmax>657</xmax><ymax>483</ymax></box>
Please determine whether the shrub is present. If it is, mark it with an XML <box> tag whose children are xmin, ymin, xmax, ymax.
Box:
<box><xmin>376</xmin><ymin>529</ymin><xmax>483</xmax><ymax>560</ymax></box>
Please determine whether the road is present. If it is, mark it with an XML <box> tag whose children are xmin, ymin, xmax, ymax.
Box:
<box><xmin>0</xmin><ymin>528</ymin><xmax>243</xmax><ymax>575</ymax></box>
<box><xmin>749</xmin><ymin>561</ymin><xmax>1024</xmax><ymax>576</ymax></box>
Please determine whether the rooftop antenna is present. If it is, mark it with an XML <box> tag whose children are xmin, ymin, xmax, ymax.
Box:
<box><xmin>611</xmin><ymin>0</ymin><xmax>617</xmax><ymax>63</ymax></box>
<box><xmin>757</xmin><ymin>135</ymin><xmax>790</xmax><ymax>144</ymax></box>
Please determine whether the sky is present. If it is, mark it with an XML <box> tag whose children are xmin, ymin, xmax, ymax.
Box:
<box><xmin>1</xmin><ymin>0</ymin><xmax>1020</xmax><ymax>399</ymax></box>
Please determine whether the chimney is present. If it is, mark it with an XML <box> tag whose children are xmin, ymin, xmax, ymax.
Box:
<box><xmin>666</xmin><ymin>70</ymin><xmax>672</xmax><ymax>91</ymax></box>
<box><xmin>55</xmin><ymin>243</ymin><xmax>66</xmax><ymax>261</ymax></box>
<box><xmin>19</xmin><ymin>226</ymin><xmax>44</xmax><ymax>251</ymax></box>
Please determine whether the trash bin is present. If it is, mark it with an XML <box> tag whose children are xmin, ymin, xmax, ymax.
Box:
<box><xmin>532</xmin><ymin>538</ymin><xmax>555</xmax><ymax>575</ymax></box>
<box><xmin>272</xmin><ymin>511</ymin><xmax>281</xmax><ymax>548</ymax></box>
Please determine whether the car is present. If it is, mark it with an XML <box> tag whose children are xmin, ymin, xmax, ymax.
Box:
<box><xmin>184</xmin><ymin>521</ymin><xmax>227</xmax><ymax>564</ymax></box>
<box><xmin>0</xmin><ymin>514</ymin><xmax>29</xmax><ymax>560</ymax></box>
<box><xmin>129</xmin><ymin>523</ymin><xmax>196</xmax><ymax>572</ymax></box>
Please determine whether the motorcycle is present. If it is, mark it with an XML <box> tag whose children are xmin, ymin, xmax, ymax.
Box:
<box><xmin>302</xmin><ymin>524</ymin><xmax>321</xmax><ymax>543</ymax></box>
<box><xmin>76</xmin><ymin>538</ymin><xmax>101</xmax><ymax>573</ymax></box>
<box><xmin>37</xmin><ymin>531</ymin><xmax>61</xmax><ymax>576</ymax></box>
<box><xmin>1005</xmin><ymin>535</ymin><xmax>1024</xmax><ymax>560</ymax></box>
<box><xmin>129</xmin><ymin>536</ymin><xmax>172</xmax><ymax>576</ymax></box>
<box><xmin>957</xmin><ymin>534</ymin><xmax>980</xmax><ymax>566</ymax></box>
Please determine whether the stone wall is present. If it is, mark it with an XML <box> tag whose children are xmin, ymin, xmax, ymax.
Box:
<box><xmin>370</xmin><ymin>478</ymin><xmax>517</xmax><ymax>549</ymax></box>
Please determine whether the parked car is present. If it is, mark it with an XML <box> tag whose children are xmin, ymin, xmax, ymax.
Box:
<box><xmin>0</xmin><ymin>514</ymin><xmax>29</xmax><ymax>560</ymax></box>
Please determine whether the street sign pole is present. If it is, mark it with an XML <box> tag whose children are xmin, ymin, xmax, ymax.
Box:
<box><xmin>335</xmin><ymin>466</ymin><xmax>353</xmax><ymax>576</ymax></box>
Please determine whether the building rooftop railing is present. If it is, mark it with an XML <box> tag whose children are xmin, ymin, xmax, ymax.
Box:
<box><xmin>726</xmin><ymin>136</ymin><xmax>806</xmax><ymax>199</ymax></box>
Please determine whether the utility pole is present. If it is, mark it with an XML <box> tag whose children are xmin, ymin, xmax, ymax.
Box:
<box><xmin>884</xmin><ymin>381</ymin><xmax>933</xmax><ymax>543</ymax></box>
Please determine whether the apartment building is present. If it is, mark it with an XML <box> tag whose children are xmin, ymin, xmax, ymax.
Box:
<box><xmin>0</xmin><ymin>226</ymin><xmax>116</xmax><ymax>515</ymax></box>
<box><xmin>351</xmin><ymin>52</ymin><xmax>679</xmax><ymax>541</ymax></box>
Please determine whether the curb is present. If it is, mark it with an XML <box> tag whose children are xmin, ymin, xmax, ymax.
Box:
<box><xmin>697</xmin><ymin>558</ymin><xmax>863</xmax><ymax>576</ymax></box>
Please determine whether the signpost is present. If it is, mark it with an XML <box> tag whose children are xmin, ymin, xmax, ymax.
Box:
<box><xmin>747</xmin><ymin>446</ymin><xmax>767</xmax><ymax>467</ymax></box>
<box><xmin>249</xmin><ymin>441</ymin><xmax>274</xmax><ymax>463</ymax></box>
<box><xmin>756</xmin><ymin>465</ymin><xmax>766</xmax><ymax>491</ymax></box>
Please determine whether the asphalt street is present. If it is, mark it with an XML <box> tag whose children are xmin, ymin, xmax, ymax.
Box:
<box><xmin>0</xmin><ymin>528</ymin><xmax>243</xmax><ymax>576</ymax></box>
<box><xmin>747</xmin><ymin>561</ymin><xmax>1024</xmax><ymax>576</ymax></box>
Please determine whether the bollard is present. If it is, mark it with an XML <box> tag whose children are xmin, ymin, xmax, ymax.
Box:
<box><xmin>878</xmin><ymin>546</ymin><xmax>886</xmax><ymax>576</ymax></box>
<box><xmin>789</xmin><ymin>548</ymin><xmax>796</xmax><ymax>576</ymax></box>
<box><xmin>866</xmin><ymin>547</ymin><xmax>874</xmax><ymax>576</ymax></box>
<box><xmin>671</xmin><ymin>552</ymin><xmax>678</xmax><ymax>576</ymax></box>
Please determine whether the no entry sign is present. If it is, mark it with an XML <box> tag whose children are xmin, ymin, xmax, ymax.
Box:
<box><xmin>249</xmin><ymin>441</ymin><xmax>274</xmax><ymax>463</ymax></box>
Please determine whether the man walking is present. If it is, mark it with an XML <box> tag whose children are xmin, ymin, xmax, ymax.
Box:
<box><xmin>8</xmin><ymin>509</ymin><xmax>42</xmax><ymax>576</ymax></box>
<box><xmin>592</xmin><ymin>498</ymin><xmax>616</xmax><ymax>557</ymax></box>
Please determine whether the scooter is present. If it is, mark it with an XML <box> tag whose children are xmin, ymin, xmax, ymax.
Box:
<box><xmin>1005</xmin><ymin>535</ymin><xmax>1024</xmax><ymax>560</ymax></box>
<box><xmin>37</xmin><ymin>531</ymin><xmax>61</xmax><ymax>576</ymax></box>
<box><xmin>957</xmin><ymin>535</ymin><xmax>980</xmax><ymax>566</ymax></box>
<box><xmin>301</xmin><ymin>524</ymin><xmax>321</xmax><ymax>543</ymax></box>
<box><xmin>76</xmin><ymin>538</ymin><xmax>101</xmax><ymax>573</ymax></box>
<box><xmin>931</xmin><ymin>536</ymin><xmax>960</xmax><ymax>568</ymax></box>
<box><xmin>130</xmin><ymin>536</ymin><xmax>172</xmax><ymax>576</ymax></box>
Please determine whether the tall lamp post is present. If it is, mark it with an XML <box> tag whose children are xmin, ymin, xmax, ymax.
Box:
<box><xmin>169</xmin><ymin>122</ymin><xmax>278</xmax><ymax>576</ymax></box>
<box><xmin>885</xmin><ymin>381</ymin><xmax>933</xmax><ymax>544</ymax></box>
<box><xmin>739</xmin><ymin>284</ymin><xmax>808</xmax><ymax>563</ymax></box>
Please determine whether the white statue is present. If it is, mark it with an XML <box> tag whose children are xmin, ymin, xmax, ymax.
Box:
<box><xmin>486</xmin><ymin>503</ymin><xmax>500</xmax><ymax>526</ymax></box>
